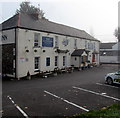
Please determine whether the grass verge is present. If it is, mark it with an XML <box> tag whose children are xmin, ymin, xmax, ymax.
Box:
<box><xmin>69</xmin><ymin>104</ymin><xmax>120</xmax><ymax>118</ymax></box>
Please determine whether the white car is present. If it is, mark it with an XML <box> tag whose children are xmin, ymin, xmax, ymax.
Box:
<box><xmin>105</xmin><ymin>71</ymin><xmax>120</xmax><ymax>85</ymax></box>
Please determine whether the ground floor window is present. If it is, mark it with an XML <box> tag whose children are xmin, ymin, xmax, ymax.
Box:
<box><xmin>55</xmin><ymin>56</ymin><xmax>58</xmax><ymax>66</ymax></box>
<box><xmin>34</xmin><ymin>57</ymin><xmax>39</xmax><ymax>70</ymax></box>
<box><xmin>46</xmin><ymin>57</ymin><xmax>50</xmax><ymax>66</ymax></box>
<box><xmin>63</xmin><ymin>56</ymin><xmax>66</xmax><ymax>66</ymax></box>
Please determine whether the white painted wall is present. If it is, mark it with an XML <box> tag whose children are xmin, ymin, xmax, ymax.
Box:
<box><xmin>100</xmin><ymin>56</ymin><xmax>119</xmax><ymax>63</ymax></box>
<box><xmin>2</xmin><ymin>28</ymin><xmax>99</xmax><ymax>78</ymax></box>
<box><xmin>71</xmin><ymin>57</ymin><xmax>80</xmax><ymax>67</ymax></box>
<box><xmin>100</xmin><ymin>42</ymin><xmax>120</xmax><ymax>64</ymax></box>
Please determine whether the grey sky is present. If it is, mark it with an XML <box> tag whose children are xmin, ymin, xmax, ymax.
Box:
<box><xmin>0</xmin><ymin>0</ymin><xmax>119</xmax><ymax>42</ymax></box>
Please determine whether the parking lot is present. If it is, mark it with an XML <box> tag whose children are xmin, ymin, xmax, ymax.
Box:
<box><xmin>2</xmin><ymin>64</ymin><xmax>120</xmax><ymax>117</ymax></box>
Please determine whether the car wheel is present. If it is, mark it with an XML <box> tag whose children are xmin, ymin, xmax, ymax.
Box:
<box><xmin>106</xmin><ymin>77</ymin><xmax>113</xmax><ymax>85</ymax></box>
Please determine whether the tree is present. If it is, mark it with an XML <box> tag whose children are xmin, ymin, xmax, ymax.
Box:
<box><xmin>114</xmin><ymin>27</ymin><xmax>120</xmax><ymax>42</ymax></box>
<box><xmin>16</xmin><ymin>1</ymin><xmax>46</xmax><ymax>19</ymax></box>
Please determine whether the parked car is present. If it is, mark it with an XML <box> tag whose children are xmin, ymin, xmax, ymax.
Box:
<box><xmin>105</xmin><ymin>71</ymin><xmax>120</xmax><ymax>85</ymax></box>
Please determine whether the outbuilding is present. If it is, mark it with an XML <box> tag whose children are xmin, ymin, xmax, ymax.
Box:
<box><xmin>100</xmin><ymin>42</ymin><xmax>120</xmax><ymax>64</ymax></box>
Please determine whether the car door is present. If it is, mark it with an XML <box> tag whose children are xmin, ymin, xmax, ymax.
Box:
<box><xmin>114</xmin><ymin>71</ymin><xmax>120</xmax><ymax>83</ymax></box>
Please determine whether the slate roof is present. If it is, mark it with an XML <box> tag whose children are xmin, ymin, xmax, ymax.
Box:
<box><xmin>100</xmin><ymin>43</ymin><xmax>116</xmax><ymax>49</ymax></box>
<box><xmin>71</xmin><ymin>49</ymin><xmax>89</xmax><ymax>56</ymax></box>
<box><xmin>1</xmin><ymin>13</ymin><xmax>99</xmax><ymax>42</ymax></box>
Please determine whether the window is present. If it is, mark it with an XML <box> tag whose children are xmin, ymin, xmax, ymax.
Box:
<box><xmin>88</xmin><ymin>42</ymin><xmax>90</xmax><ymax>49</ymax></box>
<box><xmin>55</xmin><ymin>36</ymin><xmax>59</xmax><ymax>48</ymax></box>
<box><xmin>34</xmin><ymin>57</ymin><xmax>39</xmax><ymax>70</ymax></box>
<box><xmin>93</xmin><ymin>42</ymin><xmax>95</xmax><ymax>50</ymax></box>
<box><xmin>87</xmin><ymin>42</ymin><xmax>94</xmax><ymax>50</ymax></box>
<box><xmin>55</xmin><ymin>56</ymin><xmax>58</xmax><ymax>66</ymax></box>
<box><xmin>74</xmin><ymin>39</ymin><xmax>77</xmax><ymax>48</ymax></box>
<box><xmin>85</xmin><ymin>41</ymin><xmax>87</xmax><ymax>49</ymax></box>
<box><xmin>13</xmin><ymin>48</ymin><xmax>15</xmax><ymax>55</ymax></box>
<box><xmin>46</xmin><ymin>57</ymin><xmax>50</xmax><ymax>66</ymax></box>
<box><xmin>63</xmin><ymin>56</ymin><xmax>66</xmax><ymax>66</ymax></box>
<box><xmin>34</xmin><ymin>33</ymin><xmax>40</xmax><ymax>47</ymax></box>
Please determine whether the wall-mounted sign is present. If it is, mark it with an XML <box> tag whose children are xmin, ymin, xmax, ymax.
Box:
<box><xmin>62</xmin><ymin>39</ymin><xmax>69</xmax><ymax>46</ymax></box>
<box><xmin>42</xmin><ymin>36</ymin><xmax>53</xmax><ymax>47</ymax></box>
<box><xmin>1</xmin><ymin>35</ymin><xmax>7</xmax><ymax>41</ymax></box>
<box><xmin>20</xmin><ymin>57</ymin><xmax>25</xmax><ymax>62</ymax></box>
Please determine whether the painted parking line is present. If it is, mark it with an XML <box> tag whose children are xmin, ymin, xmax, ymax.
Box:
<box><xmin>73</xmin><ymin>86</ymin><xmax>120</xmax><ymax>102</ymax></box>
<box><xmin>96</xmin><ymin>83</ymin><xmax>119</xmax><ymax>89</ymax></box>
<box><xmin>7</xmin><ymin>96</ymin><xmax>29</xmax><ymax>118</ymax></box>
<box><xmin>44</xmin><ymin>90</ymin><xmax>89</xmax><ymax>112</ymax></box>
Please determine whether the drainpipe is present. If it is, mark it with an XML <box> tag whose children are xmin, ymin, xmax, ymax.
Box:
<box><xmin>15</xmin><ymin>28</ymin><xmax>17</xmax><ymax>79</ymax></box>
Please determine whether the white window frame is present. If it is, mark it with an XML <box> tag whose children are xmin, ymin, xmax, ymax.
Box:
<box><xmin>55</xmin><ymin>36</ymin><xmax>59</xmax><ymax>48</ymax></box>
<box><xmin>34</xmin><ymin>57</ymin><xmax>39</xmax><ymax>70</ymax></box>
<box><xmin>74</xmin><ymin>39</ymin><xmax>77</xmax><ymax>48</ymax></box>
<box><xmin>85</xmin><ymin>41</ymin><xmax>87</xmax><ymax>49</ymax></box>
<box><xmin>46</xmin><ymin>57</ymin><xmax>50</xmax><ymax>66</ymax></box>
<box><xmin>63</xmin><ymin>56</ymin><xmax>66</xmax><ymax>66</ymax></box>
<box><xmin>55</xmin><ymin>56</ymin><xmax>58</xmax><ymax>66</ymax></box>
<box><xmin>34</xmin><ymin>33</ymin><xmax>40</xmax><ymax>47</ymax></box>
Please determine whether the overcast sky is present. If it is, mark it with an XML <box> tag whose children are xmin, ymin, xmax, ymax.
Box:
<box><xmin>0</xmin><ymin>0</ymin><xmax>119</xmax><ymax>42</ymax></box>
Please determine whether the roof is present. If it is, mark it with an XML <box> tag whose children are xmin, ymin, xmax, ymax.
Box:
<box><xmin>71</xmin><ymin>49</ymin><xmax>89</xmax><ymax>56</ymax></box>
<box><xmin>100</xmin><ymin>43</ymin><xmax>116</xmax><ymax>49</ymax></box>
<box><xmin>1</xmin><ymin>13</ymin><xmax>99</xmax><ymax>42</ymax></box>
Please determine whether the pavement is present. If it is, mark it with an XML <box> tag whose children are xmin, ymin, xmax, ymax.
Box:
<box><xmin>2</xmin><ymin>64</ymin><xmax>120</xmax><ymax>117</ymax></box>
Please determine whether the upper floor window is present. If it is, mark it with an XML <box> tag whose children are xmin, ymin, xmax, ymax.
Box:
<box><xmin>85</xmin><ymin>41</ymin><xmax>87</xmax><ymax>49</ymax></box>
<box><xmin>34</xmin><ymin>33</ymin><xmax>40</xmax><ymax>47</ymax></box>
<box><xmin>88</xmin><ymin>42</ymin><xmax>94</xmax><ymax>50</ymax></box>
<box><xmin>55</xmin><ymin>36</ymin><xmax>59</xmax><ymax>48</ymax></box>
<box><xmin>93</xmin><ymin>42</ymin><xmax>96</xmax><ymax>50</ymax></box>
<box><xmin>74</xmin><ymin>39</ymin><xmax>77</xmax><ymax>48</ymax></box>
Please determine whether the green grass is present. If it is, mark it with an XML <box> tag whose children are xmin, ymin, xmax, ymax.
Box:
<box><xmin>69</xmin><ymin>104</ymin><xmax>120</xmax><ymax>118</ymax></box>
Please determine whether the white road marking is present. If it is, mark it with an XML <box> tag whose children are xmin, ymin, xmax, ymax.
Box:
<box><xmin>44</xmin><ymin>90</ymin><xmax>89</xmax><ymax>112</ymax></box>
<box><xmin>7</xmin><ymin>96</ymin><xmax>29</xmax><ymax>118</ymax></box>
<box><xmin>101</xmin><ymin>93</ymin><xmax>106</xmax><ymax>95</ymax></box>
<box><xmin>73</xmin><ymin>86</ymin><xmax>120</xmax><ymax>101</ymax></box>
<box><xmin>96</xmin><ymin>83</ymin><xmax>119</xmax><ymax>89</ymax></box>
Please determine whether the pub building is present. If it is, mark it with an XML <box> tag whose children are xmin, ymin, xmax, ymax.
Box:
<box><xmin>0</xmin><ymin>13</ymin><xmax>100</xmax><ymax>79</ymax></box>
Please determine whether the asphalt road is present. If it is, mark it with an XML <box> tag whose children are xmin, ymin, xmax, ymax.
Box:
<box><xmin>2</xmin><ymin>64</ymin><xmax>120</xmax><ymax>117</ymax></box>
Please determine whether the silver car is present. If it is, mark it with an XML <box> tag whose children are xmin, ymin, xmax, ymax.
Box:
<box><xmin>105</xmin><ymin>71</ymin><xmax>120</xmax><ymax>85</ymax></box>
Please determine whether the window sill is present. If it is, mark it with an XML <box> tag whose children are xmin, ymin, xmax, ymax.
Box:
<box><xmin>34</xmin><ymin>69</ymin><xmax>40</xmax><ymax>72</ymax></box>
<box><xmin>33</xmin><ymin>46</ymin><xmax>41</xmax><ymax>48</ymax></box>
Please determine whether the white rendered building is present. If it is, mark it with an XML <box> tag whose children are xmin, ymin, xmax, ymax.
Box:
<box><xmin>1</xmin><ymin>14</ymin><xmax>100</xmax><ymax>79</ymax></box>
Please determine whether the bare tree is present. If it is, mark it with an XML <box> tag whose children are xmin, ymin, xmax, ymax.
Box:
<box><xmin>16</xmin><ymin>1</ymin><xmax>46</xmax><ymax>19</ymax></box>
<box><xmin>114</xmin><ymin>27</ymin><xmax>120</xmax><ymax>42</ymax></box>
